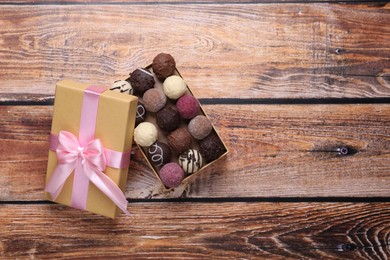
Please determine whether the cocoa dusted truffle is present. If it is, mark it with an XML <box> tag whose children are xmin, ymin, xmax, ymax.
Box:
<box><xmin>179</xmin><ymin>149</ymin><xmax>204</xmax><ymax>174</ymax></box>
<box><xmin>147</xmin><ymin>142</ymin><xmax>171</xmax><ymax>167</ymax></box>
<box><xmin>156</xmin><ymin>107</ymin><xmax>181</xmax><ymax>132</ymax></box>
<box><xmin>152</xmin><ymin>53</ymin><xmax>176</xmax><ymax>81</ymax></box>
<box><xmin>159</xmin><ymin>162</ymin><xmax>184</xmax><ymax>188</ymax></box>
<box><xmin>177</xmin><ymin>94</ymin><xmax>199</xmax><ymax>119</ymax></box>
<box><xmin>135</xmin><ymin>102</ymin><xmax>147</xmax><ymax>126</ymax></box>
<box><xmin>188</xmin><ymin>115</ymin><xmax>212</xmax><ymax>140</ymax></box>
<box><xmin>199</xmin><ymin>133</ymin><xmax>226</xmax><ymax>162</ymax></box>
<box><xmin>167</xmin><ymin>128</ymin><xmax>192</xmax><ymax>154</ymax></box>
<box><xmin>128</xmin><ymin>68</ymin><xmax>155</xmax><ymax>95</ymax></box>
<box><xmin>143</xmin><ymin>88</ymin><xmax>166</xmax><ymax>112</ymax></box>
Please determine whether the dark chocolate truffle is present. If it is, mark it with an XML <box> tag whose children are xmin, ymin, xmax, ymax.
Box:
<box><xmin>135</xmin><ymin>102</ymin><xmax>147</xmax><ymax>126</ymax></box>
<box><xmin>159</xmin><ymin>162</ymin><xmax>184</xmax><ymax>188</ymax></box>
<box><xmin>179</xmin><ymin>149</ymin><xmax>204</xmax><ymax>174</ymax></box>
<box><xmin>128</xmin><ymin>68</ymin><xmax>155</xmax><ymax>95</ymax></box>
<box><xmin>152</xmin><ymin>53</ymin><xmax>176</xmax><ymax>81</ymax></box>
<box><xmin>167</xmin><ymin>128</ymin><xmax>192</xmax><ymax>154</ymax></box>
<box><xmin>188</xmin><ymin>115</ymin><xmax>213</xmax><ymax>140</ymax></box>
<box><xmin>156</xmin><ymin>107</ymin><xmax>181</xmax><ymax>132</ymax></box>
<box><xmin>143</xmin><ymin>88</ymin><xmax>167</xmax><ymax>112</ymax></box>
<box><xmin>147</xmin><ymin>142</ymin><xmax>171</xmax><ymax>167</ymax></box>
<box><xmin>177</xmin><ymin>94</ymin><xmax>199</xmax><ymax>119</ymax></box>
<box><xmin>199</xmin><ymin>133</ymin><xmax>226</xmax><ymax>162</ymax></box>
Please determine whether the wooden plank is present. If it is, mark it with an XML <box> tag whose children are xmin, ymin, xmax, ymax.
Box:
<box><xmin>1</xmin><ymin>202</ymin><xmax>390</xmax><ymax>258</ymax></box>
<box><xmin>1</xmin><ymin>104</ymin><xmax>389</xmax><ymax>200</ymax></box>
<box><xmin>0</xmin><ymin>4</ymin><xmax>389</xmax><ymax>100</ymax></box>
<box><xmin>0</xmin><ymin>0</ymin><xmax>381</xmax><ymax>3</ymax></box>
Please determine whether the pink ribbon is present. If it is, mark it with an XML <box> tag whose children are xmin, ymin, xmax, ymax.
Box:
<box><xmin>45</xmin><ymin>86</ymin><xmax>130</xmax><ymax>215</ymax></box>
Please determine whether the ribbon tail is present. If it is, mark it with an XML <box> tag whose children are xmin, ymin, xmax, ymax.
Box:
<box><xmin>85</xmin><ymin>165</ymin><xmax>130</xmax><ymax>215</ymax></box>
<box><xmin>45</xmin><ymin>163</ymin><xmax>76</xmax><ymax>201</ymax></box>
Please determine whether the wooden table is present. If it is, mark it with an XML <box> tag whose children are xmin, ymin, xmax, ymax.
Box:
<box><xmin>1</xmin><ymin>0</ymin><xmax>389</xmax><ymax>258</ymax></box>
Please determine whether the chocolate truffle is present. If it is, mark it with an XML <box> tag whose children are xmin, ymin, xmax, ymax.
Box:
<box><xmin>156</xmin><ymin>107</ymin><xmax>181</xmax><ymax>132</ymax></box>
<box><xmin>159</xmin><ymin>163</ymin><xmax>184</xmax><ymax>188</ymax></box>
<box><xmin>152</xmin><ymin>53</ymin><xmax>176</xmax><ymax>81</ymax></box>
<box><xmin>134</xmin><ymin>122</ymin><xmax>158</xmax><ymax>147</ymax></box>
<box><xmin>188</xmin><ymin>115</ymin><xmax>213</xmax><ymax>140</ymax></box>
<box><xmin>167</xmin><ymin>128</ymin><xmax>192</xmax><ymax>154</ymax></box>
<box><xmin>110</xmin><ymin>80</ymin><xmax>133</xmax><ymax>94</ymax></box>
<box><xmin>177</xmin><ymin>94</ymin><xmax>199</xmax><ymax>119</ymax></box>
<box><xmin>135</xmin><ymin>102</ymin><xmax>147</xmax><ymax>126</ymax></box>
<box><xmin>179</xmin><ymin>149</ymin><xmax>204</xmax><ymax>174</ymax></box>
<box><xmin>199</xmin><ymin>133</ymin><xmax>226</xmax><ymax>162</ymax></box>
<box><xmin>163</xmin><ymin>75</ymin><xmax>187</xmax><ymax>100</ymax></box>
<box><xmin>128</xmin><ymin>68</ymin><xmax>155</xmax><ymax>95</ymax></box>
<box><xmin>147</xmin><ymin>142</ymin><xmax>171</xmax><ymax>167</ymax></box>
<box><xmin>143</xmin><ymin>88</ymin><xmax>167</xmax><ymax>112</ymax></box>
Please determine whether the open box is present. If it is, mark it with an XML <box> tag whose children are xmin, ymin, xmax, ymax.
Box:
<box><xmin>131</xmin><ymin>64</ymin><xmax>229</xmax><ymax>189</ymax></box>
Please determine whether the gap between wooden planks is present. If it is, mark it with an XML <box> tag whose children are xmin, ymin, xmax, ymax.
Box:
<box><xmin>0</xmin><ymin>104</ymin><xmax>389</xmax><ymax>201</ymax></box>
<box><xmin>0</xmin><ymin>3</ymin><xmax>389</xmax><ymax>99</ymax></box>
<box><xmin>1</xmin><ymin>202</ymin><xmax>390</xmax><ymax>259</ymax></box>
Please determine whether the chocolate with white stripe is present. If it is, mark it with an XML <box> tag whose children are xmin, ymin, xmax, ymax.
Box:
<box><xmin>179</xmin><ymin>149</ymin><xmax>204</xmax><ymax>174</ymax></box>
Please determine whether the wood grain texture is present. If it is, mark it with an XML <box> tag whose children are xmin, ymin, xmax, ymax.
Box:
<box><xmin>1</xmin><ymin>202</ymin><xmax>390</xmax><ymax>259</ymax></box>
<box><xmin>0</xmin><ymin>4</ymin><xmax>389</xmax><ymax>100</ymax></box>
<box><xmin>1</xmin><ymin>104</ymin><xmax>389</xmax><ymax>200</ymax></box>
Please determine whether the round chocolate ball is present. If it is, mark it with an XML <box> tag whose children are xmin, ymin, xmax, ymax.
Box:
<box><xmin>134</xmin><ymin>122</ymin><xmax>158</xmax><ymax>147</ymax></box>
<box><xmin>152</xmin><ymin>53</ymin><xmax>176</xmax><ymax>81</ymax></box>
<box><xmin>135</xmin><ymin>102</ymin><xmax>147</xmax><ymax>126</ymax></box>
<box><xmin>167</xmin><ymin>128</ymin><xmax>192</xmax><ymax>154</ymax></box>
<box><xmin>147</xmin><ymin>142</ymin><xmax>171</xmax><ymax>167</ymax></box>
<box><xmin>177</xmin><ymin>94</ymin><xmax>199</xmax><ymax>119</ymax></box>
<box><xmin>156</xmin><ymin>107</ymin><xmax>181</xmax><ymax>132</ymax></box>
<box><xmin>188</xmin><ymin>115</ymin><xmax>213</xmax><ymax>140</ymax></box>
<box><xmin>110</xmin><ymin>80</ymin><xmax>133</xmax><ymax>95</ymax></box>
<box><xmin>163</xmin><ymin>75</ymin><xmax>187</xmax><ymax>100</ymax></box>
<box><xmin>179</xmin><ymin>149</ymin><xmax>204</xmax><ymax>174</ymax></box>
<box><xmin>143</xmin><ymin>88</ymin><xmax>167</xmax><ymax>112</ymax></box>
<box><xmin>128</xmin><ymin>68</ymin><xmax>155</xmax><ymax>96</ymax></box>
<box><xmin>199</xmin><ymin>133</ymin><xmax>226</xmax><ymax>162</ymax></box>
<box><xmin>159</xmin><ymin>162</ymin><xmax>184</xmax><ymax>188</ymax></box>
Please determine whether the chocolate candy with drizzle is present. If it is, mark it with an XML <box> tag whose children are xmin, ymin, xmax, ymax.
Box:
<box><xmin>110</xmin><ymin>80</ymin><xmax>133</xmax><ymax>94</ymax></box>
<box><xmin>179</xmin><ymin>149</ymin><xmax>204</xmax><ymax>174</ymax></box>
<box><xmin>135</xmin><ymin>102</ymin><xmax>147</xmax><ymax>126</ymax></box>
<box><xmin>147</xmin><ymin>142</ymin><xmax>171</xmax><ymax>167</ymax></box>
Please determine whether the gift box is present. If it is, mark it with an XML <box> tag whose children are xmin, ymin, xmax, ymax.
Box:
<box><xmin>131</xmin><ymin>62</ymin><xmax>229</xmax><ymax>189</ymax></box>
<box><xmin>45</xmin><ymin>80</ymin><xmax>138</xmax><ymax>218</ymax></box>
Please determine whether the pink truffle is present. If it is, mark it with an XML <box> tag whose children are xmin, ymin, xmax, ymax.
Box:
<box><xmin>159</xmin><ymin>163</ymin><xmax>184</xmax><ymax>188</ymax></box>
<box><xmin>176</xmin><ymin>94</ymin><xmax>199</xmax><ymax>119</ymax></box>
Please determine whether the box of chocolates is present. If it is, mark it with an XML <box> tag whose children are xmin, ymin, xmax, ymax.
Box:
<box><xmin>45</xmin><ymin>80</ymin><xmax>138</xmax><ymax>218</ymax></box>
<box><xmin>111</xmin><ymin>53</ymin><xmax>228</xmax><ymax>189</ymax></box>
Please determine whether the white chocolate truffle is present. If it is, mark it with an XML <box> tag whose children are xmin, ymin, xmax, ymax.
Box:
<box><xmin>110</xmin><ymin>80</ymin><xmax>133</xmax><ymax>94</ymax></box>
<box><xmin>179</xmin><ymin>149</ymin><xmax>204</xmax><ymax>174</ymax></box>
<box><xmin>163</xmin><ymin>75</ymin><xmax>187</xmax><ymax>99</ymax></box>
<box><xmin>134</xmin><ymin>122</ymin><xmax>158</xmax><ymax>146</ymax></box>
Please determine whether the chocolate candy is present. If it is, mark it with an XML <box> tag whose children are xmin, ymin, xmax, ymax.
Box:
<box><xmin>135</xmin><ymin>102</ymin><xmax>147</xmax><ymax>126</ymax></box>
<box><xmin>156</xmin><ymin>107</ymin><xmax>181</xmax><ymax>132</ymax></box>
<box><xmin>147</xmin><ymin>142</ymin><xmax>171</xmax><ymax>167</ymax></box>
<box><xmin>167</xmin><ymin>127</ymin><xmax>192</xmax><ymax>154</ymax></box>
<box><xmin>134</xmin><ymin>122</ymin><xmax>158</xmax><ymax>147</ymax></box>
<box><xmin>188</xmin><ymin>115</ymin><xmax>212</xmax><ymax>140</ymax></box>
<box><xmin>110</xmin><ymin>80</ymin><xmax>133</xmax><ymax>94</ymax></box>
<box><xmin>179</xmin><ymin>149</ymin><xmax>203</xmax><ymax>174</ymax></box>
<box><xmin>128</xmin><ymin>68</ymin><xmax>155</xmax><ymax>95</ymax></box>
<box><xmin>199</xmin><ymin>133</ymin><xmax>226</xmax><ymax>162</ymax></box>
<box><xmin>152</xmin><ymin>53</ymin><xmax>176</xmax><ymax>81</ymax></box>
<box><xmin>159</xmin><ymin>162</ymin><xmax>184</xmax><ymax>188</ymax></box>
<box><xmin>177</xmin><ymin>94</ymin><xmax>199</xmax><ymax>119</ymax></box>
<box><xmin>163</xmin><ymin>75</ymin><xmax>187</xmax><ymax>100</ymax></box>
<box><xmin>143</xmin><ymin>88</ymin><xmax>167</xmax><ymax>112</ymax></box>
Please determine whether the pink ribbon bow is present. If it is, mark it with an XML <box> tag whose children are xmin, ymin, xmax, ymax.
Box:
<box><xmin>45</xmin><ymin>131</ymin><xmax>130</xmax><ymax>215</ymax></box>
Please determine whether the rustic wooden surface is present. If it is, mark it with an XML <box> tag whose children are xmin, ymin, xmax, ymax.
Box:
<box><xmin>1</xmin><ymin>0</ymin><xmax>389</xmax><ymax>259</ymax></box>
